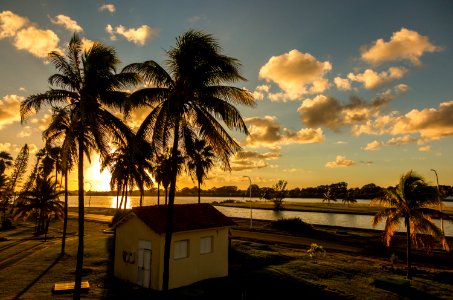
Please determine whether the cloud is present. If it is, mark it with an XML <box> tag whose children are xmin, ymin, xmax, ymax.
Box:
<box><xmin>325</xmin><ymin>155</ymin><xmax>356</xmax><ymax>168</ymax></box>
<box><xmin>394</xmin><ymin>83</ymin><xmax>409</xmax><ymax>94</ymax></box>
<box><xmin>347</xmin><ymin>67</ymin><xmax>407</xmax><ymax>89</ymax></box>
<box><xmin>0</xmin><ymin>94</ymin><xmax>23</xmax><ymax>130</ymax></box>
<box><xmin>13</xmin><ymin>26</ymin><xmax>61</xmax><ymax>58</ymax></box>
<box><xmin>244</xmin><ymin>116</ymin><xmax>323</xmax><ymax>148</ymax></box>
<box><xmin>80</xmin><ymin>37</ymin><xmax>95</xmax><ymax>51</ymax></box>
<box><xmin>361</xmin><ymin>28</ymin><xmax>441</xmax><ymax>65</ymax></box>
<box><xmin>0</xmin><ymin>10</ymin><xmax>28</xmax><ymax>38</ymax></box>
<box><xmin>418</xmin><ymin>145</ymin><xmax>431</xmax><ymax>152</ymax></box>
<box><xmin>363</xmin><ymin>140</ymin><xmax>382</xmax><ymax>151</ymax></box>
<box><xmin>252</xmin><ymin>85</ymin><xmax>270</xmax><ymax>101</ymax></box>
<box><xmin>236</xmin><ymin>151</ymin><xmax>281</xmax><ymax>160</ymax></box>
<box><xmin>0</xmin><ymin>11</ymin><xmax>62</xmax><ymax>59</ymax></box>
<box><xmin>99</xmin><ymin>4</ymin><xmax>116</xmax><ymax>13</ymax></box>
<box><xmin>50</xmin><ymin>14</ymin><xmax>83</xmax><ymax>32</ymax></box>
<box><xmin>334</xmin><ymin>76</ymin><xmax>351</xmax><ymax>91</ymax></box>
<box><xmin>390</xmin><ymin>101</ymin><xmax>453</xmax><ymax>140</ymax></box>
<box><xmin>229</xmin><ymin>150</ymin><xmax>281</xmax><ymax>171</ymax></box>
<box><xmin>258</xmin><ymin>50</ymin><xmax>332</xmax><ymax>101</ymax></box>
<box><xmin>386</xmin><ymin>135</ymin><xmax>417</xmax><ymax>146</ymax></box>
<box><xmin>106</xmin><ymin>24</ymin><xmax>157</xmax><ymax>45</ymax></box>
<box><xmin>298</xmin><ymin>93</ymin><xmax>393</xmax><ymax>131</ymax></box>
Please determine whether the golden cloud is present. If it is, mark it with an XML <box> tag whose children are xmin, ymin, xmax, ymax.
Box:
<box><xmin>325</xmin><ymin>155</ymin><xmax>356</xmax><ymax>168</ymax></box>
<box><xmin>347</xmin><ymin>67</ymin><xmax>407</xmax><ymax>89</ymax></box>
<box><xmin>50</xmin><ymin>15</ymin><xmax>83</xmax><ymax>32</ymax></box>
<box><xmin>259</xmin><ymin>50</ymin><xmax>332</xmax><ymax>101</ymax></box>
<box><xmin>0</xmin><ymin>10</ymin><xmax>28</xmax><ymax>38</ymax></box>
<box><xmin>0</xmin><ymin>94</ymin><xmax>23</xmax><ymax>130</ymax></box>
<box><xmin>106</xmin><ymin>24</ymin><xmax>158</xmax><ymax>45</ymax></box>
<box><xmin>361</xmin><ymin>28</ymin><xmax>441</xmax><ymax>65</ymax></box>
<box><xmin>363</xmin><ymin>140</ymin><xmax>382</xmax><ymax>151</ymax></box>
<box><xmin>244</xmin><ymin>116</ymin><xmax>323</xmax><ymax>147</ymax></box>
<box><xmin>334</xmin><ymin>77</ymin><xmax>351</xmax><ymax>91</ymax></box>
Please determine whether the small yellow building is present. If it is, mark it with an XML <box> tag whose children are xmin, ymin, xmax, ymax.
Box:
<box><xmin>113</xmin><ymin>203</ymin><xmax>235</xmax><ymax>290</ymax></box>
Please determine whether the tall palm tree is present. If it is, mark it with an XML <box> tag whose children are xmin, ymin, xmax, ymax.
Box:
<box><xmin>44</xmin><ymin>106</ymin><xmax>78</xmax><ymax>256</ymax></box>
<box><xmin>322</xmin><ymin>187</ymin><xmax>337</xmax><ymax>205</ymax></box>
<box><xmin>186</xmin><ymin>137</ymin><xmax>215</xmax><ymax>204</ymax></box>
<box><xmin>123</xmin><ymin>30</ymin><xmax>255</xmax><ymax>291</ymax></box>
<box><xmin>372</xmin><ymin>170</ymin><xmax>450</xmax><ymax>279</ymax></box>
<box><xmin>20</xmin><ymin>34</ymin><xmax>138</xmax><ymax>299</ymax></box>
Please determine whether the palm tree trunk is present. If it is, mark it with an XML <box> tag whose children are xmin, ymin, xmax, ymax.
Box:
<box><xmin>74</xmin><ymin>135</ymin><xmax>85</xmax><ymax>300</ymax></box>
<box><xmin>198</xmin><ymin>181</ymin><xmax>201</xmax><ymax>204</ymax></box>
<box><xmin>157</xmin><ymin>183</ymin><xmax>160</xmax><ymax>206</ymax></box>
<box><xmin>165</xmin><ymin>187</ymin><xmax>168</xmax><ymax>205</ymax></box>
<box><xmin>406</xmin><ymin>217</ymin><xmax>412</xmax><ymax>279</ymax></box>
<box><xmin>61</xmin><ymin>169</ymin><xmax>68</xmax><ymax>256</ymax></box>
<box><xmin>116</xmin><ymin>185</ymin><xmax>120</xmax><ymax>209</ymax></box>
<box><xmin>162</xmin><ymin>119</ymin><xmax>180</xmax><ymax>291</ymax></box>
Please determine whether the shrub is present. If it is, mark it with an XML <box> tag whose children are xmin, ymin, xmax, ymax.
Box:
<box><xmin>307</xmin><ymin>243</ymin><xmax>326</xmax><ymax>259</ymax></box>
<box><xmin>271</xmin><ymin>217</ymin><xmax>314</xmax><ymax>234</ymax></box>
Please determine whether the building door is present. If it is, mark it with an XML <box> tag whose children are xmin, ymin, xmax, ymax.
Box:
<box><xmin>137</xmin><ymin>240</ymin><xmax>152</xmax><ymax>288</ymax></box>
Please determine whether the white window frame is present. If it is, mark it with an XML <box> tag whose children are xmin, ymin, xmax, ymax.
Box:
<box><xmin>174</xmin><ymin>239</ymin><xmax>189</xmax><ymax>259</ymax></box>
<box><xmin>199</xmin><ymin>236</ymin><xmax>213</xmax><ymax>255</ymax></box>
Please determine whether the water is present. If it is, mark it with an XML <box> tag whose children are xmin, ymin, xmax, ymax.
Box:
<box><xmin>66</xmin><ymin>195</ymin><xmax>453</xmax><ymax>237</ymax></box>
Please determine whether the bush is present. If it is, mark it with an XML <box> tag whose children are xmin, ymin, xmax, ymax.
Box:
<box><xmin>1</xmin><ymin>218</ymin><xmax>13</xmax><ymax>230</ymax></box>
<box><xmin>271</xmin><ymin>217</ymin><xmax>314</xmax><ymax>234</ymax></box>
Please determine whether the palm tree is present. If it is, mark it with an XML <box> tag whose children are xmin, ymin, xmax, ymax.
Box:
<box><xmin>0</xmin><ymin>151</ymin><xmax>13</xmax><ymax>225</ymax></box>
<box><xmin>342</xmin><ymin>191</ymin><xmax>357</xmax><ymax>207</ymax></box>
<box><xmin>44</xmin><ymin>106</ymin><xmax>78</xmax><ymax>256</ymax></box>
<box><xmin>102</xmin><ymin>132</ymin><xmax>154</xmax><ymax>209</ymax></box>
<box><xmin>123</xmin><ymin>30</ymin><xmax>255</xmax><ymax>290</ymax></box>
<box><xmin>20</xmin><ymin>34</ymin><xmax>138</xmax><ymax>299</ymax></box>
<box><xmin>186</xmin><ymin>137</ymin><xmax>215</xmax><ymax>204</ymax></box>
<box><xmin>0</xmin><ymin>151</ymin><xmax>13</xmax><ymax>175</ymax></box>
<box><xmin>322</xmin><ymin>187</ymin><xmax>337</xmax><ymax>205</ymax></box>
<box><xmin>372</xmin><ymin>170</ymin><xmax>450</xmax><ymax>279</ymax></box>
<box><xmin>14</xmin><ymin>175</ymin><xmax>64</xmax><ymax>238</ymax></box>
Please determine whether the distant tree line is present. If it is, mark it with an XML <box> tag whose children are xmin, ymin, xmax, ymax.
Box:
<box><xmin>84</xmin><ymin>181</ymin><xmax>453</xmax><ymax>200</ymax></box>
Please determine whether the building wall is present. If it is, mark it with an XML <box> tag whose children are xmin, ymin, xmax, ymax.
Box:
<box><xmin>114</xmin><ymin>217</ymin><xmax>163</xmax><ymax>290</ymax></box>
<box><xmin>167</xmin><ymin>227</ymin><xmax>230</xmax><ymax>290</ymax></box>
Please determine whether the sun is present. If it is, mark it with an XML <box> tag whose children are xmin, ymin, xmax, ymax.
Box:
<box><xmin>84</xmin><ymin>154</ymin><xmax>112</xmax><ymax>191</ymax></box>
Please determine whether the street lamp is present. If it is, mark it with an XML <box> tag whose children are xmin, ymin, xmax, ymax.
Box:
<box><xmin>430</xmin><ymin>169</ymin><xmax>444</xmax><ymax>234</ymax></box>
<box><xmin>243</xmin><ymin>175</ymin><xmax>252</xmax><ymax>229</ymax></box>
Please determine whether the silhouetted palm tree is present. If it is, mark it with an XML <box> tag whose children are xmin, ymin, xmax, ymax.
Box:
<box><xmin>342</xmin><ymin>191</ymin><xmax>357</xmax><ymax>207</ymax></box>
<box><xmin>102</xmin><ymin>133</ymin><xmax>154</xmax><ymax>208</ymax></box>
<box><xmin>186</xmin><ymin>138</ymin><xmax>215</xmax><ymax>204</ymax></box>
<box><xmin>44</xmin><ymin>106</ymin><xmax>78</xmax><ymax>256</ymax></box>
<box><xmin>0</xmin><ymin>151</ymin><xmax>13</xmax><ymax>175</ymax></box>
<box><xmin>20</xmin><ymin>34</ymin><xmax>138</xmax><ymax>299</ymax></box>
<box><xmin>14</xmin><ymin>175</ymin><xmax>64</xmax><ymax>237</ymax></box>
<box><xmin>123</xmin><ymin>30</ymin><xmax>255</xmax><ymax>290</ymax></box>
<box><xmin>372</xmin><ymin>170</ymin><xmax>451</xmax><ymax>279</ymax></box>
<box><xmin>322</xmin><ymin>187</ymin><xmax>337</xmax><ymax>205</ymax></box>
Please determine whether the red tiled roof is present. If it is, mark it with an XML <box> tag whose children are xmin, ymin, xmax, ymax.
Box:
<box><xmin>130</xmin><ymin>203</ymin><xmax>236</xmax><ymax>234</ymax></box>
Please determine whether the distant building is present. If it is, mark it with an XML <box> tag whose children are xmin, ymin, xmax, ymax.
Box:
<box><xmin>113</xmin><ymin>203</ymin><xmax>235</xmax><ymax>290</ymax></box>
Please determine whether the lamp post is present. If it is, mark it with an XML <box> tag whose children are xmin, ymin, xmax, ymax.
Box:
<box><xmin>430</xmin><ymin>169</ymin><xmax>444</xmax><ymax>234</ymax></box>
<box><xmin>243</xmin><ymin>175</ymin><xmax>252</xmax><ymax>229</ymax></box>
<box><xmin>85</xmin><ymin>182</ymin><xmax>92</xmax><ymax>208</ymax></box>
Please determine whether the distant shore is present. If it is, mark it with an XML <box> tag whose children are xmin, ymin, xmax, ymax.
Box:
<box><xmin>69</xmin><ymin>201</ymin><xmax>453</xmax><ymax>219</ymax></box>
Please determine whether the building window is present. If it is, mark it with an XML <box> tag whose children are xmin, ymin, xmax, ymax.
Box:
<box><xmin>174</xmin><ymin>240</ymin><xmax>189</xmax><ymax>259</ymax></box>
<box><xmin>200</xmin><ymin>236</ymin><xmax>213</xmax><ymax>254</ymax></box>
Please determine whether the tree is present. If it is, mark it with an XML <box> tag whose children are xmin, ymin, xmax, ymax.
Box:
<box><xmin>372</xmin><ymin>170</ymin><xmax>451</xmax><ymax>279</ymax></box>
<box><xmin>44</xmin><ymin>106</ymin><xmax>78</xmax><ymax>256</ymax></box>
<box><xmin>14</xmin><ymin>175</ymin><xmax>64</xmax><ymax>238</ymax></box>
<box><xmin>186</xmin><ymin>138</ymin><xmax>215</xmax><ymax>204</ymax></box>
<box><xmin>20</xmin><ymin>34</ymin><xmax>138</xmax><ymax>299</ymax></box>
<box><xmin>342</xmin><ymin>190</ymin><xmax>357</xmax><ymax>207</ymax></box>
<box><xmin>272</xmin><ymin>180</ymin><xmax>287</xmax><ymax>211</ymax></box>
<box><xmin>322</xmin><ymin>187</ymin><xmax>337</xmax><ymax>205</ymax></box>
<box><xmin>0</xmin><ymin>151</ymin><xmax>13</xmax><ymax>175</ymax></box>
<box><xmin>102</xmin><ymin>133</ymin><xmax>154</xmax><ymax>209</ymax></box>
<box><xmin>123</xmin><ymin>30</ymin><xmax>255</xmax><ymax>291</ymax></box>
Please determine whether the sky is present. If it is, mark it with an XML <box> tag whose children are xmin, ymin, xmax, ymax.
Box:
<box><xmin>1</xmin><ymin>0</ymin><xmax>453</xmax><ymax>191</ymax></box>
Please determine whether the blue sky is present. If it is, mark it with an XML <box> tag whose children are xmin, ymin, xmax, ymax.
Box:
<box><xmin>1</xmin><ymin>0</ymin><xmax>453</xmax><ymax>191</ymax></box>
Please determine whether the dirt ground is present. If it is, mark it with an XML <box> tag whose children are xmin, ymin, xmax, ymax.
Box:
<box><xmin>0</xmin><ymin>214</ymin><xmax>452</xmax><ymax>299</ymax></box>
